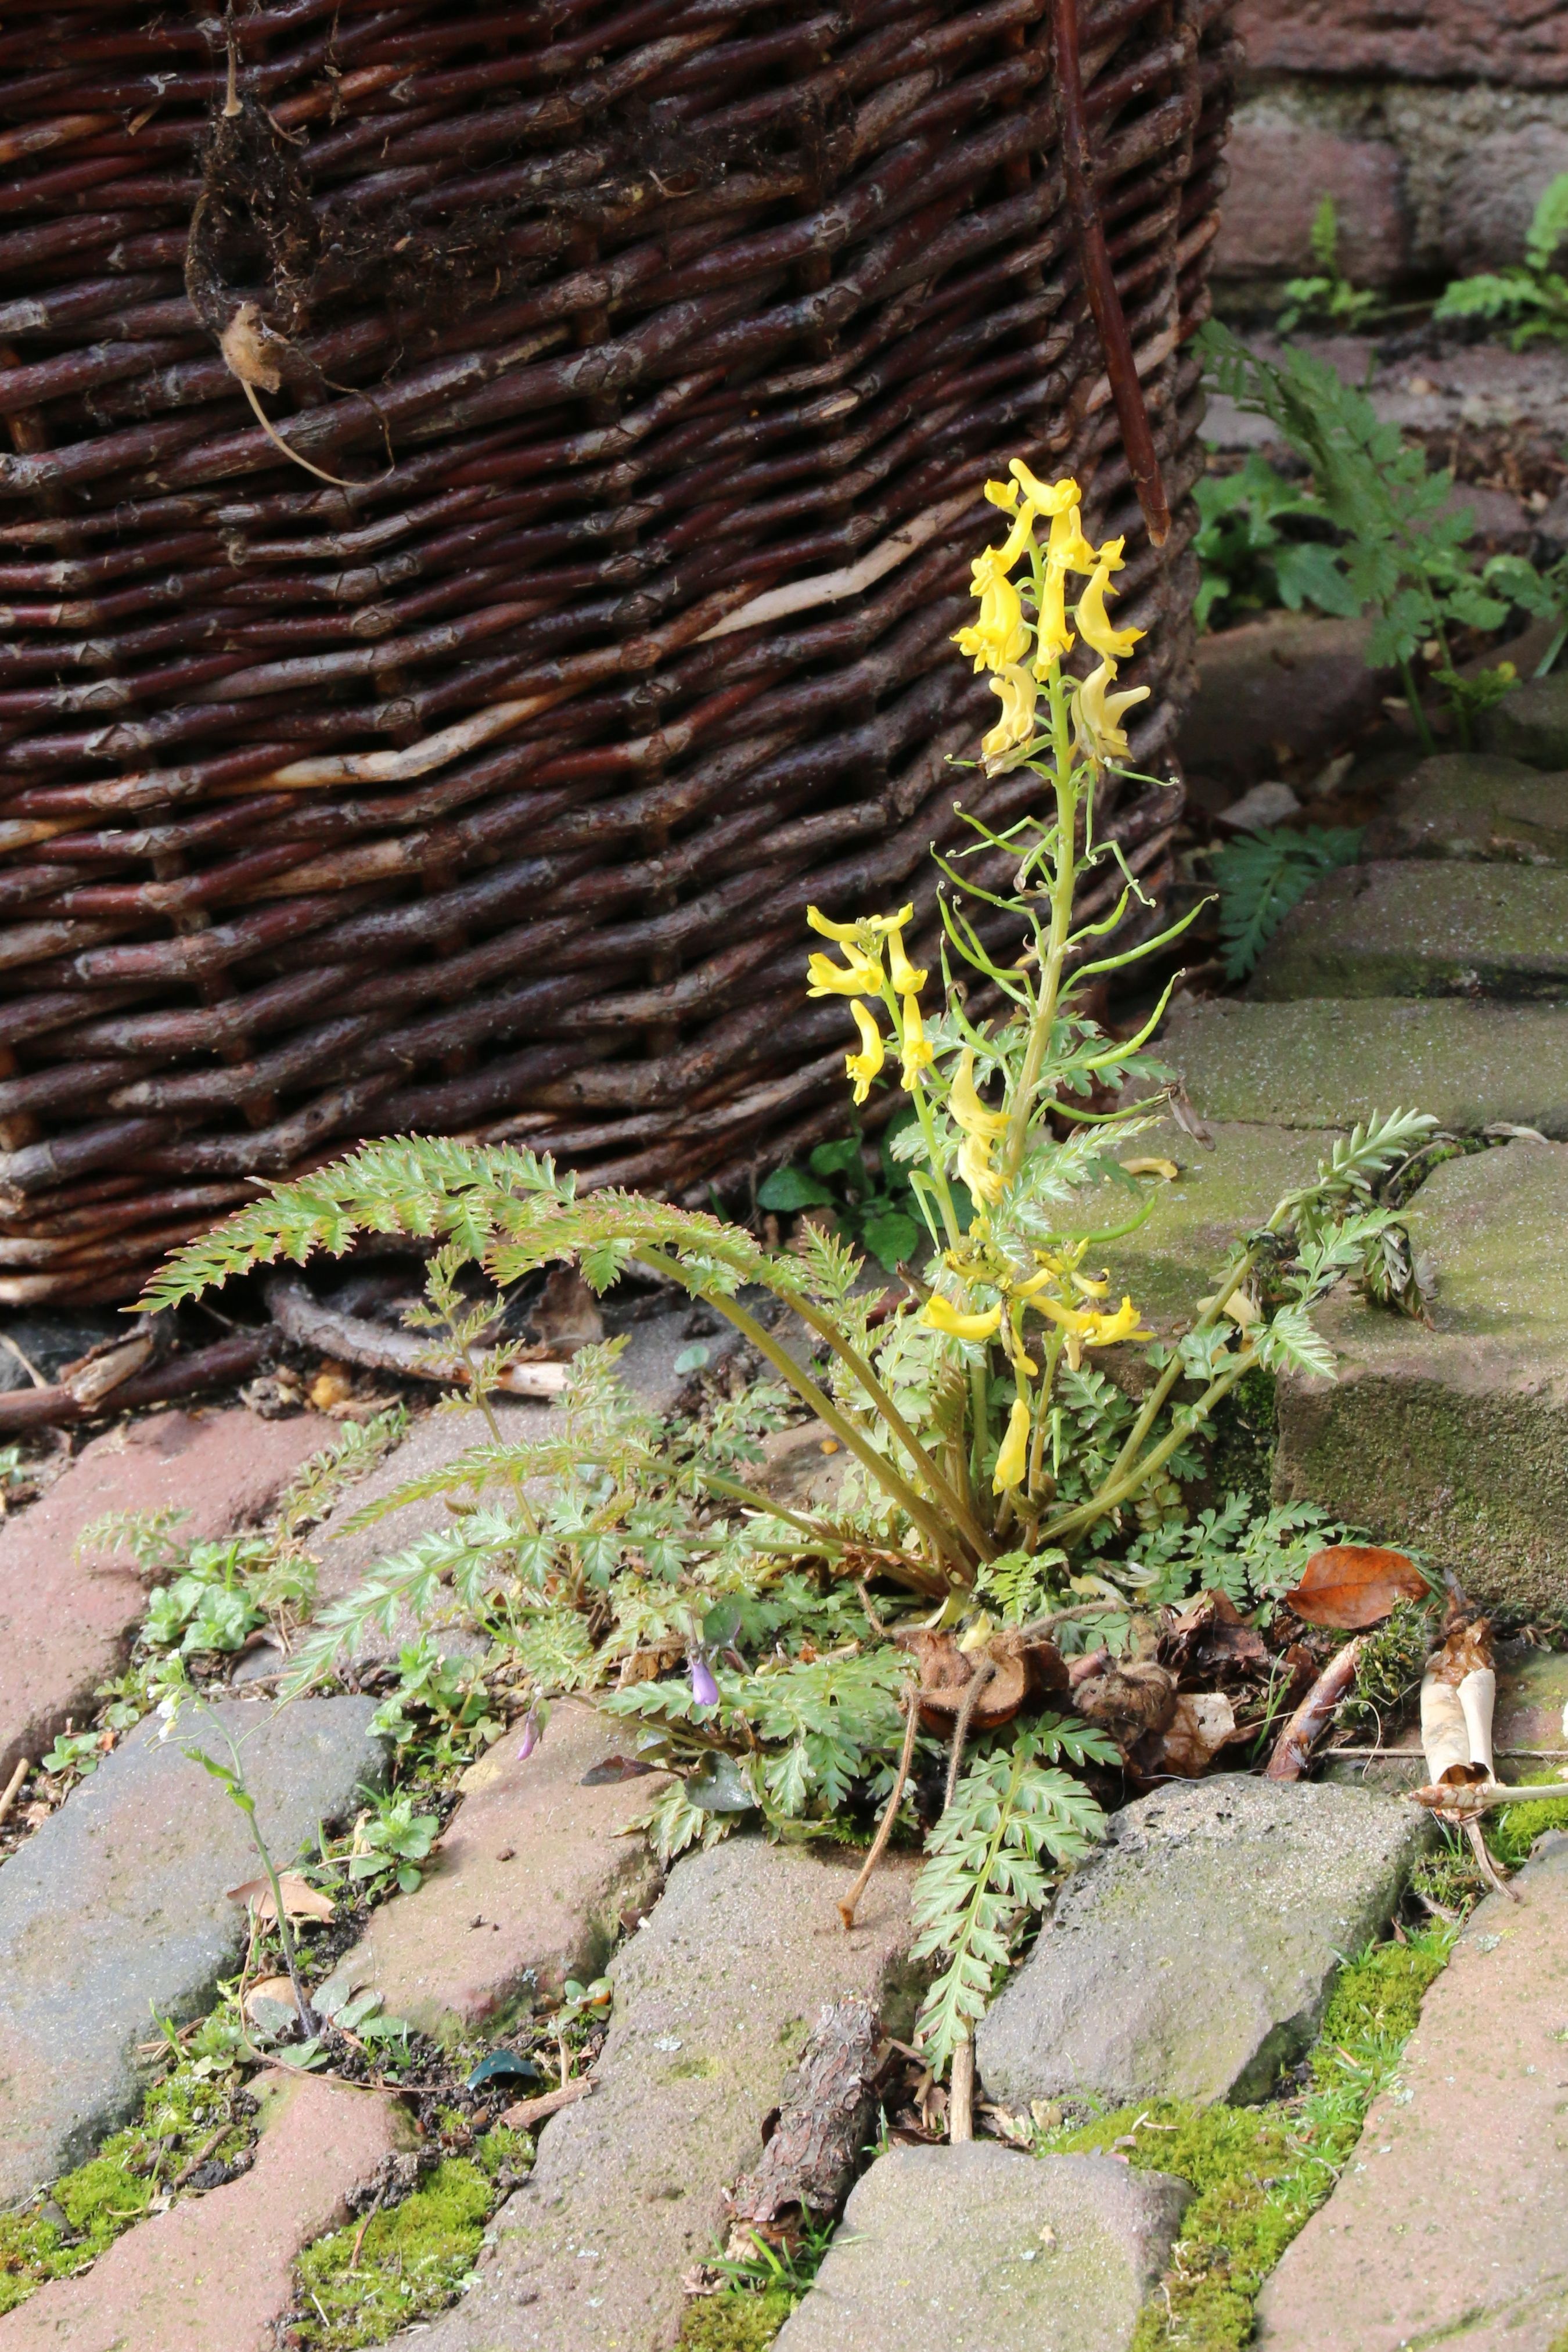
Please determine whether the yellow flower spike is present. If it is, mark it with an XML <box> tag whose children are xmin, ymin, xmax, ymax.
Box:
<box><xmin>886</xmin><ymin>925</ymin><xmax>926</xmax><ymax>997</ymax></box>
<box><xmin>922</xmin><ymin>1293</ymin><xmax>1003</xmax><ymax>1342</ymax></box>
<box><xmin>898</xmin><ymin>992</ymin><xmax>933</xmax><ymax>1091</ymax></box>
<box><xmin>1036</xmin><ymin>561</ymin><xmax>1074</xmax><ymax>666</ymax></box>
<box><xmin>954</xmin><ymin>569</ymin><xmax>1030</xmax><ymax>672</ymax></box>
<box><xmin>807</xmin><ymin>945</ymin><xmax>883</xmax><ymax>997</ymax></box>
<box><xmin>844</xmin><ymin>999</ymin><xmax>884</xmax><ymax>1106</ymax></box>
<box><xmin>1073</xmin><ymin>660</ymin><xmax>1150</xmax><ymax>768</ymax></box>
<box><xmin>1076</xmin><ymin>552</ymin><xmax>1143</xmax><ymax>663</ymax></box>
<box><xmin>980</xmin><ymin>662</ymin><xmax>1040</xmax><ymax>770</ymax></box>
<box><xmin>950</xmin><ymin>1049</ymin><xmax>1009</xmax><ymax>1142</ymax></box>
<box><xmin>992</xmin><ymin>1395</ymin><xmax>1031</xmax><ymax>1494</ymax></box>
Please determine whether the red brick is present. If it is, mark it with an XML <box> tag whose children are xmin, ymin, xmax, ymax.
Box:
<box><xmin>315</xmin><ymin>1699</ymin><xmax>668</xmax><ymax>2034</ymax></box>
<box><xmin>1254</xmin><ymin>1840</ymin><xmax>1568</xmax><ymax>2349</ymax></box>
<box><xmin>1214</xmin><ymin>113</ymin><xmax>1407</xmax><ymax>285</ymax></box>
<box><xmin>0</xmin><ymin>2072</ymin><xmax>403</xmax><ymax>2352</ymax></box>
<box><xmin>1238</xmin><ymin>0</ymin><xmax>1568</xmax><ymax>88</ymax></box>
<box><xmin>0</xmin><ymin>1407</ymin><xmax>332</xmax><ymax>1784</ymax></box>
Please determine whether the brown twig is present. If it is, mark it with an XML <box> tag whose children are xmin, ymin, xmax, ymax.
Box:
<box><xmin>838</xmin><ymin>1682</ymin><xmax>920</xmax><ymax>1933</ymax></box>
<box><xmin>0</xmin><ymin>1329</ymin><xmax>273</xmax><ymax>1434</ymax></box>
<box><xmin>0</xmin><ymin>1755</ymin><xmax>30</xmax><ymax>1827</ymax></box>
<box><xmin>264</xmin><ymin>1272</ymin><xmax>568</xmax><ymax>1397</ymax></box>
<box><xmin>498</xmin><ymin>2077</ymin><xmax>594</xmax><ymax>2131</ymax></box>
<box><xmin>348</xmin><ymin>2182</ymin><xmax>386</xmax><ymax>2272</ymax></box>
<box><xmin>171</xmin><ymin>2116</ymin><xmax>232</xmax><ymax>2192</ymax></box>
<box><xmin>948</xmin><ymin>2035</ymin><xmax>976</xmax><ymax>2144</ymax></box>
<box><xmin>1050</xmin><ymin>0</ymin><xmax>1170</xmax><ymax>546</ymax></box>
<box><xmin>944</xmin><ymin>1657</ymin><xmax>997</xmax><ymax>1810</ymax></box>
<box><xmin>1264</xmin><ymin>1638</ymin><xmax>1362</xmax><ymax>1782</ymax></box>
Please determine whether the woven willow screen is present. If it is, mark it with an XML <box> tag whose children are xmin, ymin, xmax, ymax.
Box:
<box><xmin>0</xmin><ymin>0</ymin><xmax>1238</xmax><ymax>1303</ymax></box>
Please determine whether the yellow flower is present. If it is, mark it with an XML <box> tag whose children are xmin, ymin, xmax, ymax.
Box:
<box><xmin>950</xmin><ymin>1051</ymin><xmax>1008</xmax><ymax>1141</ymax></box>
<box><xmin>1037</xmin><ymin>559</ymin><xmax>1074</xmax><ymax>666</ymax></box>
<box><xmin>844</xmin><ymin>999</ymin><xmax>884</xmax><ymax>1105</ymax></box>
<box><xmin>1008</xmin><ymin>460</ymin><xmax>1082</xmax><ymax>515</ymax></box>
<box><xmin>1075</xmin><ymin>546</ymin><xmax>1143</xmax><ymax>663</ymax></box>
<box><xmin>1081</xmin><ymin>1296</ymin><xmax>1152</xmax><ymax>1348</ymax></box>
<box><xmin>807</xmin><ymin>945</ymin><xmax>883</xmax><ymax>997</ymax></box>
<box><xmin>898</xmin><ymin>992</ymin><xmax>933</xmax><ymax>1090</ymax></box>
<box><xmin>923</xmin><ymin>1293</ymin><xmax>1003</xmax><ymax>1341</ymax></box>
<box><xmin>992</xmin><ymin>1395</ymin><xmax>1031</xmax><ymax>1493</ymax></box>
<box><xmin>886</xmin><ymin>924</ymin><xmax>926</xmax><ymax>996</ymax></box>
<box><xmin>1046</xmin><ymin>498</ymin><xmax>1099</xmax><ymax>576</ymax></box>
<box><xmin>954</xmin><ymin>564</ymin><xmax>1029</xmax><ymax>672</ymax></box>
<box><xmin>1070</xmin><ymin>1268</ymin><xmax>1109</xmax><ymax>1298</ymax></box>
<box><xmin>1072</xmin><ymin>660</ymin><xmax>1150</xmax><ymax>767</ymax></box>
<box><xmin>980</xmin><ymin>662</ymin><xmax>1040</xmax><ymax>769</ymax></box>
<box><xmin>807</xmin><ymin>902</ymin><xmax>914</xmax><ymax>944</ymax></box>
<box><xmin>959</xmin><ymin>1130</ymin><xmax>1004</xmax><ymax>1206</ymax></box>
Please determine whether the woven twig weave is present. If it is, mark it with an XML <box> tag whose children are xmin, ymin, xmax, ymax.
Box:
<box><xmin>0</xmin><ymin>0</ymin><xmax>1238</xmax><ymax>1302</ymax></box>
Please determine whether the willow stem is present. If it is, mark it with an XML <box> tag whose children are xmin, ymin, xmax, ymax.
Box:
<box><xmin>838</xmin><ymin>1683</ymin><xmax>920</xmax><ymax>1931</ymax></box>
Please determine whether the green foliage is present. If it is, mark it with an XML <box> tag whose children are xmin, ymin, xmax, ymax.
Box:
<box><xmin>0</xmin><ymin>2042</ymin><xmax>254</xmax><ymax>2315</ymax></box>
<box><xmin>759</xmin><ymin>1109</ymin><xmax>971</xmax><ymax>1274</ymax></box>
<box><xmin>1045</xmin><ymin>1924</ymin><xmax>1455</xmax><ymax>2350</ymax></box>
<box><xmin>1127</xmin><ymin>1495</ymin><xmax>1346</xmax><ymax>1608</ymax></box>
<box><xmin>681</xmin><ymin>2289</ymin><xmax>796</xmax><ymax>2352</ymax></box>
<box><xmin>1193</xmin><ymin>452</ymin><xmax>1360</xmax><ymax>633</ymax></box>
<box><xmin>331</xmin><ymin>1785</ymin><xmax>443</xmax><ymax>1897</ymax></box>
<box><xmin>1487</xmin><ymin>1793</ymin><xmax>1568</xmax><ymax>1872</ymax></box>
<box><xmin>1207</xmin><ymin>823</ymin><xmax>1364</xmax><ymax>981</ymax></box>
<box><xmin>290</xmin><ymin>2150</ymin><xmax>506</xmax><ymax>2346</ymax></box>
<box><xmin>1276</xmin><ymin>196</ymin><xmax>1382</xmax><ymax>336</ymax></box>
<box><xmin>1335</xmin><ymin>1598</ymin><xmax>1435</xmax><ymax>1741</ymax></box>
<box><xmin>909</xmin><ymin>1723</ymin><xmax>1114</xmax><ymax>2067</ymax></box>
<box><xmin>1434</xmin><ymin>172</ymin><xmax>1568</xmax><ymax>347</ymax></box>
<box><xmin>1199</xmin><ymin>321</ymin><xmax>1556</xmax><ymax>746</ymax></box>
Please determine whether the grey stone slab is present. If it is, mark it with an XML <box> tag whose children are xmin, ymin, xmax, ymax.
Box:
<box><xmin>1254</xmin><ymin>1839</ymin><xmax>1568</xmax><ymax>2352</ymax></box>
<box><xmin>774</xmin><ymin>2144</ymin><xmax>1191</xmax><ymax>2352</ymax></box>
<box><xmin>1249</xmin><ymin>861</ymin><xmax>1568</xmax><ymax>999</ymax></box>
<box><xmin>1275</xmin><ymin>1138</ymin><xmax>1568</xmax><ymax>1611</ymax></box>
<box><xmin>1480</xmin><ymin>670</ymin><xmax>1568</xmax><ymax>772</ymax></box>
<box><xmin>1153</xmin><ymin>994</ymin><xmax>1568</xmax><ymax>1137</ymax></box>
<box><xmin>1178</xmin><ymin>612</ymin><xmax>1386</xmax><ymax>785</ymax></box>
<box><xmin>1365</xmin><ymin>750</ymin><xmax>1568</xmax><ymax>863</ymax></box>
<box><xmin>974</xmin><ymin>1778</ymin><xmax>1425</xmax><ymax>2112</ymax></box>
<box><xmin>410</xmin><ymin>1835</ymin><xmax>919</xmax><ymax>2352</ymax></box>
<box><xmin>0</xmin><ymin>1698</ymin><xmax>384</xmax><ymax>2207</ymax></box>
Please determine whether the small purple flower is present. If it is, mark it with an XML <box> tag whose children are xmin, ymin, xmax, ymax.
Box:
<box><xmin>516</xmin><ymin>1708</ymin><xmax>542</xmax><ymax>1761</ymax></box>
<box><xmin>689</xmin><ymin>1651</ymin><xmax>721</xmax><ymax>1708</ymax></box>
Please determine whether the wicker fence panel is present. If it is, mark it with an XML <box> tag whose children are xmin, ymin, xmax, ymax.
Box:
<box><xmin>0</xmin><ymin>0</ymin><xmax>1239</xmax><ymax>1303</ymax></box>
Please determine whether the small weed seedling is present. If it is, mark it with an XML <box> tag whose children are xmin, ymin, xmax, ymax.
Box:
<box><xmin>1435</xmin><ymin>172</ymin><xmax>1568</xmax><ymax>348</ymax></box>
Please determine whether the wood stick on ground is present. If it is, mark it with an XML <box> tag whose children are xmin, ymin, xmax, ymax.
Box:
<box><xmin>0</xmin><ymin>1328</ymin><xmax>272</xmax><ymax>1434</ymax></box>
<box><xmin>0</xmin><ymin>1756</ymin><xmax>30</xmax><ymax>1827</ymax></box>
<box><xmin>838</xmin><ymin>1682</ymin><xmax>920</xmax><ymax>1932</ymax></box>
<box><xmin>265</xmin><ymin>1272</ymin><xmax>569</xmax><ymax>1397</ymax></box>
<box><xmin>1264</xmin><ymin>1637</ymin><xmax>1362</xmax><ymax>1781</ymax></box>
<box><xmin>949</xmin><ymin>2035</ymin><xmax>976</xmax><ymax>2145</ymax></box>
<box><xmin>170</xmin><ymin>2117</ymin><xmax>232</xmax><ymax>2192</ymax></box>
<box><xmin>498</xmin><ymin>2077</ymin><xmax>594</xmax><ymax>2131</ymax></box>
<box><xmin>728</xmin><ymin>1997</ymin><xmax>882</xmax><ymax>2226</ymax></box>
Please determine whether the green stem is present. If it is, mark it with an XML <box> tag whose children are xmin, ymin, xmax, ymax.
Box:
<box><xmin>1041</xmin><ymin>1348</ymin><xmax>1258</xmax><ymax>1546</ymax></box>
<box><xmin>1397</xmin><ymin>649</ymin><xmax>1436</xmax><ymax>756</ymax></box>
<box><xmin>1001</xmin><ymin>672</ymin><xmax>1078</xmax><ymax>1183</ymax></box>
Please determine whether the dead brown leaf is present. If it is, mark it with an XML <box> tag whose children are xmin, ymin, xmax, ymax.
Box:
<box><xmin>1284</xmin><ymin>1544</ymin><xmax>1426</xmax><ymax>1630</ymax></box>
<box><xmin>1132</xmin><ymin>1690</ymin><xmax>1237</xmax><ymax>1778</ymax></box>
<box><xmin>1071</xmin><ymin>1658</ymin><xmax>1177</xmax><ymax>1746</ymax></box>
<box><xmin>1158</xmin><ymin>1589</ymin><xmax>1271</xmax><ymax>1686</ymax></box>
<box><xmin>224</xmin><ymin>1870</ymin><xmax>335</xmax><ymax>1923</ymax></box>
<box><xmin>529</xmin><ymin>1267</ymin><xmax>605</xmax><ymax>1355</ymax></box>
<box><xmin>895</xmin><ymin>1629</ymin><xmax>1027</xmax><ymax>1732</ymax></box>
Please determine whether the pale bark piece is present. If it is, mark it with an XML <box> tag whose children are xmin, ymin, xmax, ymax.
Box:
<box><xmin>312</xmin><ymin>1699</ymin><xmax>668</xmax><ymax>2034</ymax></box>
<box><xmin>774</xmin><ymin>2144</ymin><xmax>1191</xmax><ymax>2352</ymax></box>
<box><xmin>1255</xmin><ymin>1837</ymin><xmax>1568</xmax><ymax>2350</ymax></box>
<box><xmin>407</xmin><ymin>1836</ymin><xmax>918</xmax><ymax>2352</ymax></box>
<box><xmin>0</xmin><ymin>1405</ymin><xmax>332</xmax><ymax>1785</ymax></box>
<box><xmin>729</xmin><ymin>1996</ymin><xmax>882</xmax><ymax>2227</ymax></box>
<box><xmin>0</xmin><ymin>2072</ymin><xmax>405</xmax><ymax>2352</ymax></box>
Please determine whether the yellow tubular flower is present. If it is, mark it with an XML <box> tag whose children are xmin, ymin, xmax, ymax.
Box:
<box><xmin>1073</xmin><ymin>660</ymin><xmax>1150</xmax><ymax>767</ymax></box>
<box><xmin>1037</xmin><ymin>559</ymin><xmax>1074</xmax><ymax>666</ymax></box>
<box><xmin>950</xmin><ymin>1050</ymin><xmax>1009</xmax><ymax>1141</ymax></box>
<box><xmin>898</xmin><ymin>992</ymin><xmax>933</xmax><ymax>1091</ymax></box>
<box><xmin>1071</xmin><ymin>1269</ymin><xmax>1109</xmax><ymax>1298</ymax></box>
<box><xmin>807</xmin><ymin>945</ymin><xmax>883</xmax><ymax>997</ymax></box>
<box><xmin>959</xmin><ymin>1130</ymin><xmax>1005</xmax><ymax>1206</ymax></box>
<box><xmin>992</xmin><ymin>1395</ymin><xmax>1032</xmax><ymax>1493</ymax></box>
<box><xmin>984</xmin><ymin>476</ymin><xmax>1022</xmax><ymax>514</ymax></box>
<box><xmin>807</xmin><ymin>902</ymin><xmax>914</xmax><ymax>943</ymax></box>
<box><xmin>886</xmin><ymin>924</ymin><xmax>926</xmax><ymax>996</ymax></box>
<box><xmin>1008</xmin><ymin>460</ymin><xmax>1081</xmax><ymax>515</ymax></box>
<box><xmin>954</xmin><ymin>567</ymin><xmax>1029</xmax><ymax>672</ymax></box>
<box><xmin>980</xmin><ymin>662</ymin><xmax>1040</xmax><ymax>769</ymax></box>
<box><xmin>1076</xmin><ymin>549</ymin><xmax>1143</xmax><ymax>663</ymax></box>
<box><xmin>1046</xmin><ymin>498</ymin><xmax>1099</xmax><ymax>576</ymax></box>
<box><xmin>1081</xmin><ymin>1296</ymin><xmax>1153</xmax><ymax>1348</ymax></box>
<box><xmin>922</xmin><ymin>1294</ymin><xmax>1003</xmax><ymax>1341</ymax></box>
<box><xmin>844</xmin><ymin>999</ymin><xmax>884</xmax><ymax>1105</ymax></box>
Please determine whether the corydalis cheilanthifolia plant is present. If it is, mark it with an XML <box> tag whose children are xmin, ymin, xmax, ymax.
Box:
<box><xmin>145</xmin><ymin>463</ymin><xmax>1433</xmax><ymax>2072</ymax></box>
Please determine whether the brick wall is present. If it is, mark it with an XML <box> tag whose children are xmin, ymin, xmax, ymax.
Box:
<box><xmin>1218</xmin><ymin>2</ymin><xmax>1568</xmax><ymax>293</ymax></box>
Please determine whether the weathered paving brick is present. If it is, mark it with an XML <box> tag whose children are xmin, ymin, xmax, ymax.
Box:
<box><xmin>1275</xmin><ymin>1139</ymin><xmax>1568</xmax><ymax>1612</ymax></box>
<box><xmin>315</xmin><ymin>1699</ymin><xmax>668</xmax><ymax>2038</ymax></box>
<box><xmin>0</xmin><ymin>1698</ymin><xmax>384</xmax><ymax>2206</ymax></box>
<box><xmin>1365</xmin><ymin>751</ymin><xmax>1568</xmax><ymax>864</ymax></box>
<box><xmin>1254</xmin><ymin>1837</ymin><xmax>1568</xmax><ymax>2350</ymax></box>
<box><xmin>774</xmin><ymin>2144</ymin><xmax>1191</xmax><ymax>2352</ymax></box>
<box><xmin>1249</xmin><ymin>862</ymin><xmax>1568</xmax><ymax>1001</ymax></box>
<box><xmin>975</xmin><ymin>1778</ymin><xmax>1425</xmax><ymax>2110</ymax></box>
<box><xmin>409</xmin><ymin>1836</ymin><xmax>919</xmax><ymax>2352</ymax></box>
<box><xmin>0</xmin><ymin>1406</ymin><xmax>331</xmax><ymax>1788</ymax></box>
<box><xmin>0</xmin><ymin>2072</ymin><xmax>403</xmax><ymax>2351</ymax></box>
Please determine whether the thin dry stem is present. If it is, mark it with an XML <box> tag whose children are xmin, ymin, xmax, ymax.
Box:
<box><xmin>838</xmin><ymin>1682</ymin><xmax>920</xmax><ymax>1932</ymax></box>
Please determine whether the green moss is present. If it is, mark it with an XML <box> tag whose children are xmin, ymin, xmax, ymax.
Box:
<box><xmin>1041</xmin><ymin>1926</ymin><xmax>1455</xmax><ymax>2352</ymax></box>
<box><xmin>679</xmin><ymin>2286</ymin><xmax>796</xmax><ymax>2351</ymax></box>
<box><xmin>1333</xmin><ymin>1600</ymin><xmax>1434</xmax><ymax>1743</ymax></box>
<box><xmin>1487</xmin><ymin>1796</ymin><xmax>1568</xmax><ymax>1873</ymax></box>
<box><xmin>0</xmin><ymin>2053</ymin><xmax>253</xmax><ymax>2315</ymax></box>
<box><xmin>1204</xmin><ymin>1366</ymin><xmax>1278</xmax><ymax>1501</ymax></box>
<box><xmin>290</xmin><ymin>2133</ymin><xmax>525</xmax><ymax>2349</ymax></box>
